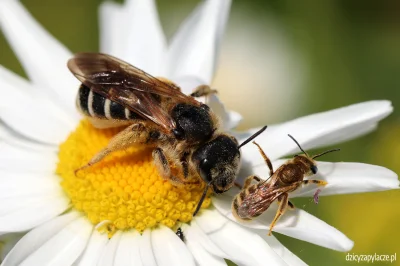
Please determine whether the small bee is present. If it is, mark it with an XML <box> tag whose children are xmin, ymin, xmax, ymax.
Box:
<box><xmin>176</xmin><ymin>227</ymin><xmax>184</xmax><ymax>242</ymax></box>
<box><xmin>68</xmin><ymin>53</ymin><xmax>267</xmax><ymax>213</ymax></box>
<box><xmin>232</xmin><ymin>134</ymin><xmax>340</xmax><ymax>235</ymax></box>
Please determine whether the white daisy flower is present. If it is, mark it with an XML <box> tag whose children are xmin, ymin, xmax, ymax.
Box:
<box><xmin>0</xmin><ymin>0</ymin><xmax>397</xmax><ymax>266</ymax></box>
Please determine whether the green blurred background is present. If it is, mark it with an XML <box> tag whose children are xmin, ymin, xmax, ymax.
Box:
<box><xmin>0</xmin><ymin>0</ymin><xmax>399</xmax><ymax>265</ymax></box>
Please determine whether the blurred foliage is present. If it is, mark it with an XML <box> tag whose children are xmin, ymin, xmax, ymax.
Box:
<box><xmin>0</xmin><ymin>0</ymin><xmax>399</xmax><ymax>265</ymax></box>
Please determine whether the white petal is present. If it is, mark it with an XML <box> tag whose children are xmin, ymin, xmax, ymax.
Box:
<box><xmin>239</xmin><ymin>101</ymin><xmax>393</xmax><ymax>164</ymax></box>
<box><xmin>0</xmin><ymin>232</ymin><xmax>24</xmax><ymax>261</ymax></box>
<box><xmin>114</xmin><ymin>230</ymin><xmax>142</xmax><ymax>266</ymax></box>
<box><xmin>213</xmin><ymin>195</ymin><xmax>353</xmax><ymax>252</ymax></box>
<box><xmin>185</xmin><ymin>239</ymin><xmax>226</xmax><ymax>266</ymax></box>
<box><xmin>97</xmin><ymin>231</ymin><xmax>122</xmax><ymax>266</ymax></box>
<box><xmin>18</xmin><ymin>216</ymin><xmax>92</xmax><ymax>266</ymax></box>
<box><xmin>0</xmin><ymin>66</ymin><xmax>76</xmax><ymax>144</ymax></box>
<box><xmin>99</xmin><ymin>0</ymin><xmax>166</xmax><ymax>75</ymax></box>
<box><xmin>207</xmin><ymin>94</ymin><xmax>242</xmax><ymax>131</ymax></box>
<box><xmin>167</xmin><ymin>0</ymin><xmax>231</xmax><ymax>93</ymax></box>
<box><xmin>170</xmin><ymin>76</ymin><xmax>203</xmax><ymax>96</ymax></box>
<box><xmin>74</xmin><ymin>229</ymin><xmax>109</xmax><ymax>266</ymax></box>
<box><xmin>0</xmin><ymin>104</ymin><xmax>70</xmax><ymax>145</ymax></box>
<box><xmin>0</xmin><ymin>122</ymin><xmax>57</xmax><ymax>152</ymax></box>
<box><xmin>0</xmin><ymin>194</ymin><xmax>64</xmax><ymax>217</ymax></box>
<box><xmin>0</xmin><ymin>172</ymin><xmax>63</xmax><ymax>200</ymax></box>
<box><xmin>99</xmin><ymin>2</ymin><xmax>125</xmax><ymax>58</ymax></box>
<box><xmin>139</xmin><ymin>230</ymin><xmax>157</xmax><ymax>266</ymax></box>
<box><xmin>183</xmin><ymin>224</ymin><xmax>228</xmax><ymax>266</ymax></box>
<box><xmin>182</xmin><ymin>221</ymin><xmax>228</xmax><ymax>260</ymax></box>
<box><xmin>151</xmin><ymin>225</ymin><xmax>195</xmax><ymax>266</ymax></box>
<box><xmin>0</xmin><ymin>192</ymin><xmax>69</xmax><ymax>233</ymax></box>
<box><xmin>2</xmin><ymin>211</ymin><xmax>80</xmax><ymax>265</ymax></box>
<box><xmin>225</xmin><ymin>111</ymin><xmax>242</xmax><ymax>131</ymax></box>
<box><xmin>0</xmin><ymin>142</ymin><xmax>57</xmax><ymax>173</ymax></box>
<box><xmin>0</xmin><ymin>0</ymin><xmax>80</xmax><ymax>116</ymax></box>
<box><xmin>196</xmin><ymin>209</ymin><xmax>287</xmax><ymax>266</ymax></box>
<box><xmin>272</xmin><ymin>209</ymin><xmax>353</xmax><ymax>252</ymax></box>
<box><xmin>260</xmin><ymin>235</ymin><xmax>307</xmax><ymax>266</ymax></box>
<box><xmin>121</xmin><ymin>0</ymin><xmax>166</xmax><ymax>75</ymax></box>
<box><xmin>250</xmin><ymin>161</ymin><xmax>399</xmax><ymax>197</ymax></box>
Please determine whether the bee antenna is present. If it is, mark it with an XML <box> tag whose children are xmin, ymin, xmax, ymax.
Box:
<box><xmin>312</xmin><ymin>148</ymin><xmax>341</xmax><ymax>159</ymax></box>
<box><xmin>238</xmin><ymin>126</ymin><xmax>268</xmax><ymax>149</ymax></box>
<box><xmin>287</xmin><ymin>134</ymin><xmax>309</xmax><ymax>157</ymax></box>
<box><xmin>193</xmin><ymin>181</ymin><xmax>213</xmax><ymax>217</ymax></box>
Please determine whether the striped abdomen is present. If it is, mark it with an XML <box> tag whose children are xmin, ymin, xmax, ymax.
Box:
<box><xmin>77</xmin><ymin>84</ymin><xmax>142</xmax><ymax>120</ymax></box>
<box><xmin>232</xmin><ymin>184</ymin><xmax>266</xmax><ymax>220</ymax></box>
<box><xmin>232</xmin><ymin>187</ymin><xmax>255</xmax><ymax>220</ymax></box>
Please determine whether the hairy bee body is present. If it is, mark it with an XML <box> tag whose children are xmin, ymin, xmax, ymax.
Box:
<box><xmin>68</xmin><ymin>53</ymin><xmax>247</xmax><ymax>214</ymax></box>
<box><xmin>232</xmin><ymin>157</ymin><xmax>309</xmax><ymax>221</ymax></box>
<box><xmin>232</xmin><ymin>138</ymin><xmax>338</xmax><ymax>235</ymax></box>
<box><xmin>76</xmin><ymin>84</ymin><xmax>229</xmax><ymax>187</ymax></box>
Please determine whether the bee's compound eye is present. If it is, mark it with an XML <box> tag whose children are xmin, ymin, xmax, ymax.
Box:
<box><xmin>311</xmin><ymin>165</ymin><xmax>318</xmax><ymax>174</ymax></box>
<box><xmin>173</xmin><ymin>128</ymin><xmax>185</xmax><ymax>140</ymax></box>
<box><xmin>199</xmin><ymin>158</ymin><xmax>212</xmax><ymax>182</ymax></box>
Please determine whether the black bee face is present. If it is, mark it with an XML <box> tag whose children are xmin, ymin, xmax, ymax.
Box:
<box><xmin>211</xmin><ymin>169</ymin><xmax>235</xmax><ymax>194</ymax></box>
<box><xmin>192</xmin><ymin>135</ymin><xmax>240</xmax><ymax>193</ymax></box>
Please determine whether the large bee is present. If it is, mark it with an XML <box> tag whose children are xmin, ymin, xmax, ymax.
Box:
<box><xmin>68</xmin><ymin>53</ymin><xmax>266</xmax><ymax>213</ymax></box>
<box><xmin>232</xmin><ymin>135</ymin><xmax>340</xmax><ymax>235</ymax></box>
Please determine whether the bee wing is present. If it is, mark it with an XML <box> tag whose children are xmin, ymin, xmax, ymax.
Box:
<box><xmin>241</xmin><ymin>185</ymin><xmax>293</xmax><ymax>218</ymax></box>
<box><xmin>68</xmin><ymin>53</ymin><xmax>200</xmax><ymax>132</ymax></box>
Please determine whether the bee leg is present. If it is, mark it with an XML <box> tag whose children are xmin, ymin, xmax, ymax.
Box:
<box><xmin>234</xmin><ymin>182</ymin><xmax>242</xmax><ymax>189</ymax></box>
<box><xmin>268</xmin><ymin>193</ymin><xmax>289</xmax><ymax>236</ymax></box>
<box><xmin>76</xmin><ymin>122</ymin><xmax>151</xmax><ymax>173</ymax></box>
<box><xmin>243</xmin><ymin>175</ymin><xmax>262</xmax><ymax>190</ymax></box>
<box><xmin>152</xmin><ymin>149</ymin><xmax>200</xmax><ymax>186</ymax></box>
<box><xmin>235</xmin><ymin>175</ymin><xmax>261</xmax><ymax>189</ymax></box>
<box><xmin>276</xmin><ymin>197</ymin><xmax>295</xmax><ymax>210</ymax></box>
<box><xmin>252</xmin><ymin>141</ymin><xmax>273</xmax><ymax>176</ymax></box>
<box><xmin>302</xmin><ymin>180</ymin><xmax>328</xmax><ymax>187</ymax></box>
<box><xmin>180</xmin><ymin>153</ymin><xmax>190</xmax><ymax>179</ymax></box>
<box><xmin>152</xmin><ymin>148</ymin><xmax>171</xmax><ymax>180</ymax></box>
<box><xmin>156</xmin><ymin>77</ymin><xmax>181</xmax><ymax>91</ymax></box>
<box><xmin>153</xmin><ymin>150</ymin><xmax>194</xmax><ymax>185</ymax></box>
<box><xmin>182</xmin><ymin>161</ymin><xmax>189</xmax><ymax>178</ymax></box>
<box><xmin>170</xmin><ymin>176</ymin><xmax>200</xmax><ymax>186</ymax></box>
<box><xmin>190</xmin><ymin>85</ymin><xmax>218</xmax><ymax>98</ymax></box>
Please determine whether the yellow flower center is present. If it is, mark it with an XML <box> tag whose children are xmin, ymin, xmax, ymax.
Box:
<box><xmin>57</xmin><ymin>120</ymin><xmax>210</xmax><ymax>235</ymax></box>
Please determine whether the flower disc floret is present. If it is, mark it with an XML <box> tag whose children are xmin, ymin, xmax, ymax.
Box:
<box><xmin>57</xmin><ymin>120</ymin><xmax>210</xmax><ymax>234</ymax></box>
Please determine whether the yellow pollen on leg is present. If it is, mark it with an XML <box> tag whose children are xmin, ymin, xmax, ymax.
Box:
<box><xmin>57</xmin><ymin>120</ymin><xmax>211</xmax><ymax>234</ymax></box>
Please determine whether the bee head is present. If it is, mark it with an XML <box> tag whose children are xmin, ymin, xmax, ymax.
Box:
<box><xmin>192</xmin><ymin>126</ymin><xmax>268</xmax><ymax>217</ymax></box>
<box><xmin>192</xmin><ymin>135</ymin><xmax>240</xmax><ymax>193</ymax></box>
<box><xmin>289</xmin><ymin>134</ymin><xmax>340</xmax><ymax>175</ymax></box>
<box><xmin>293</xmin><ymin>154</ymin><xmax>318</xmax><ymax>175</ymax></box>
